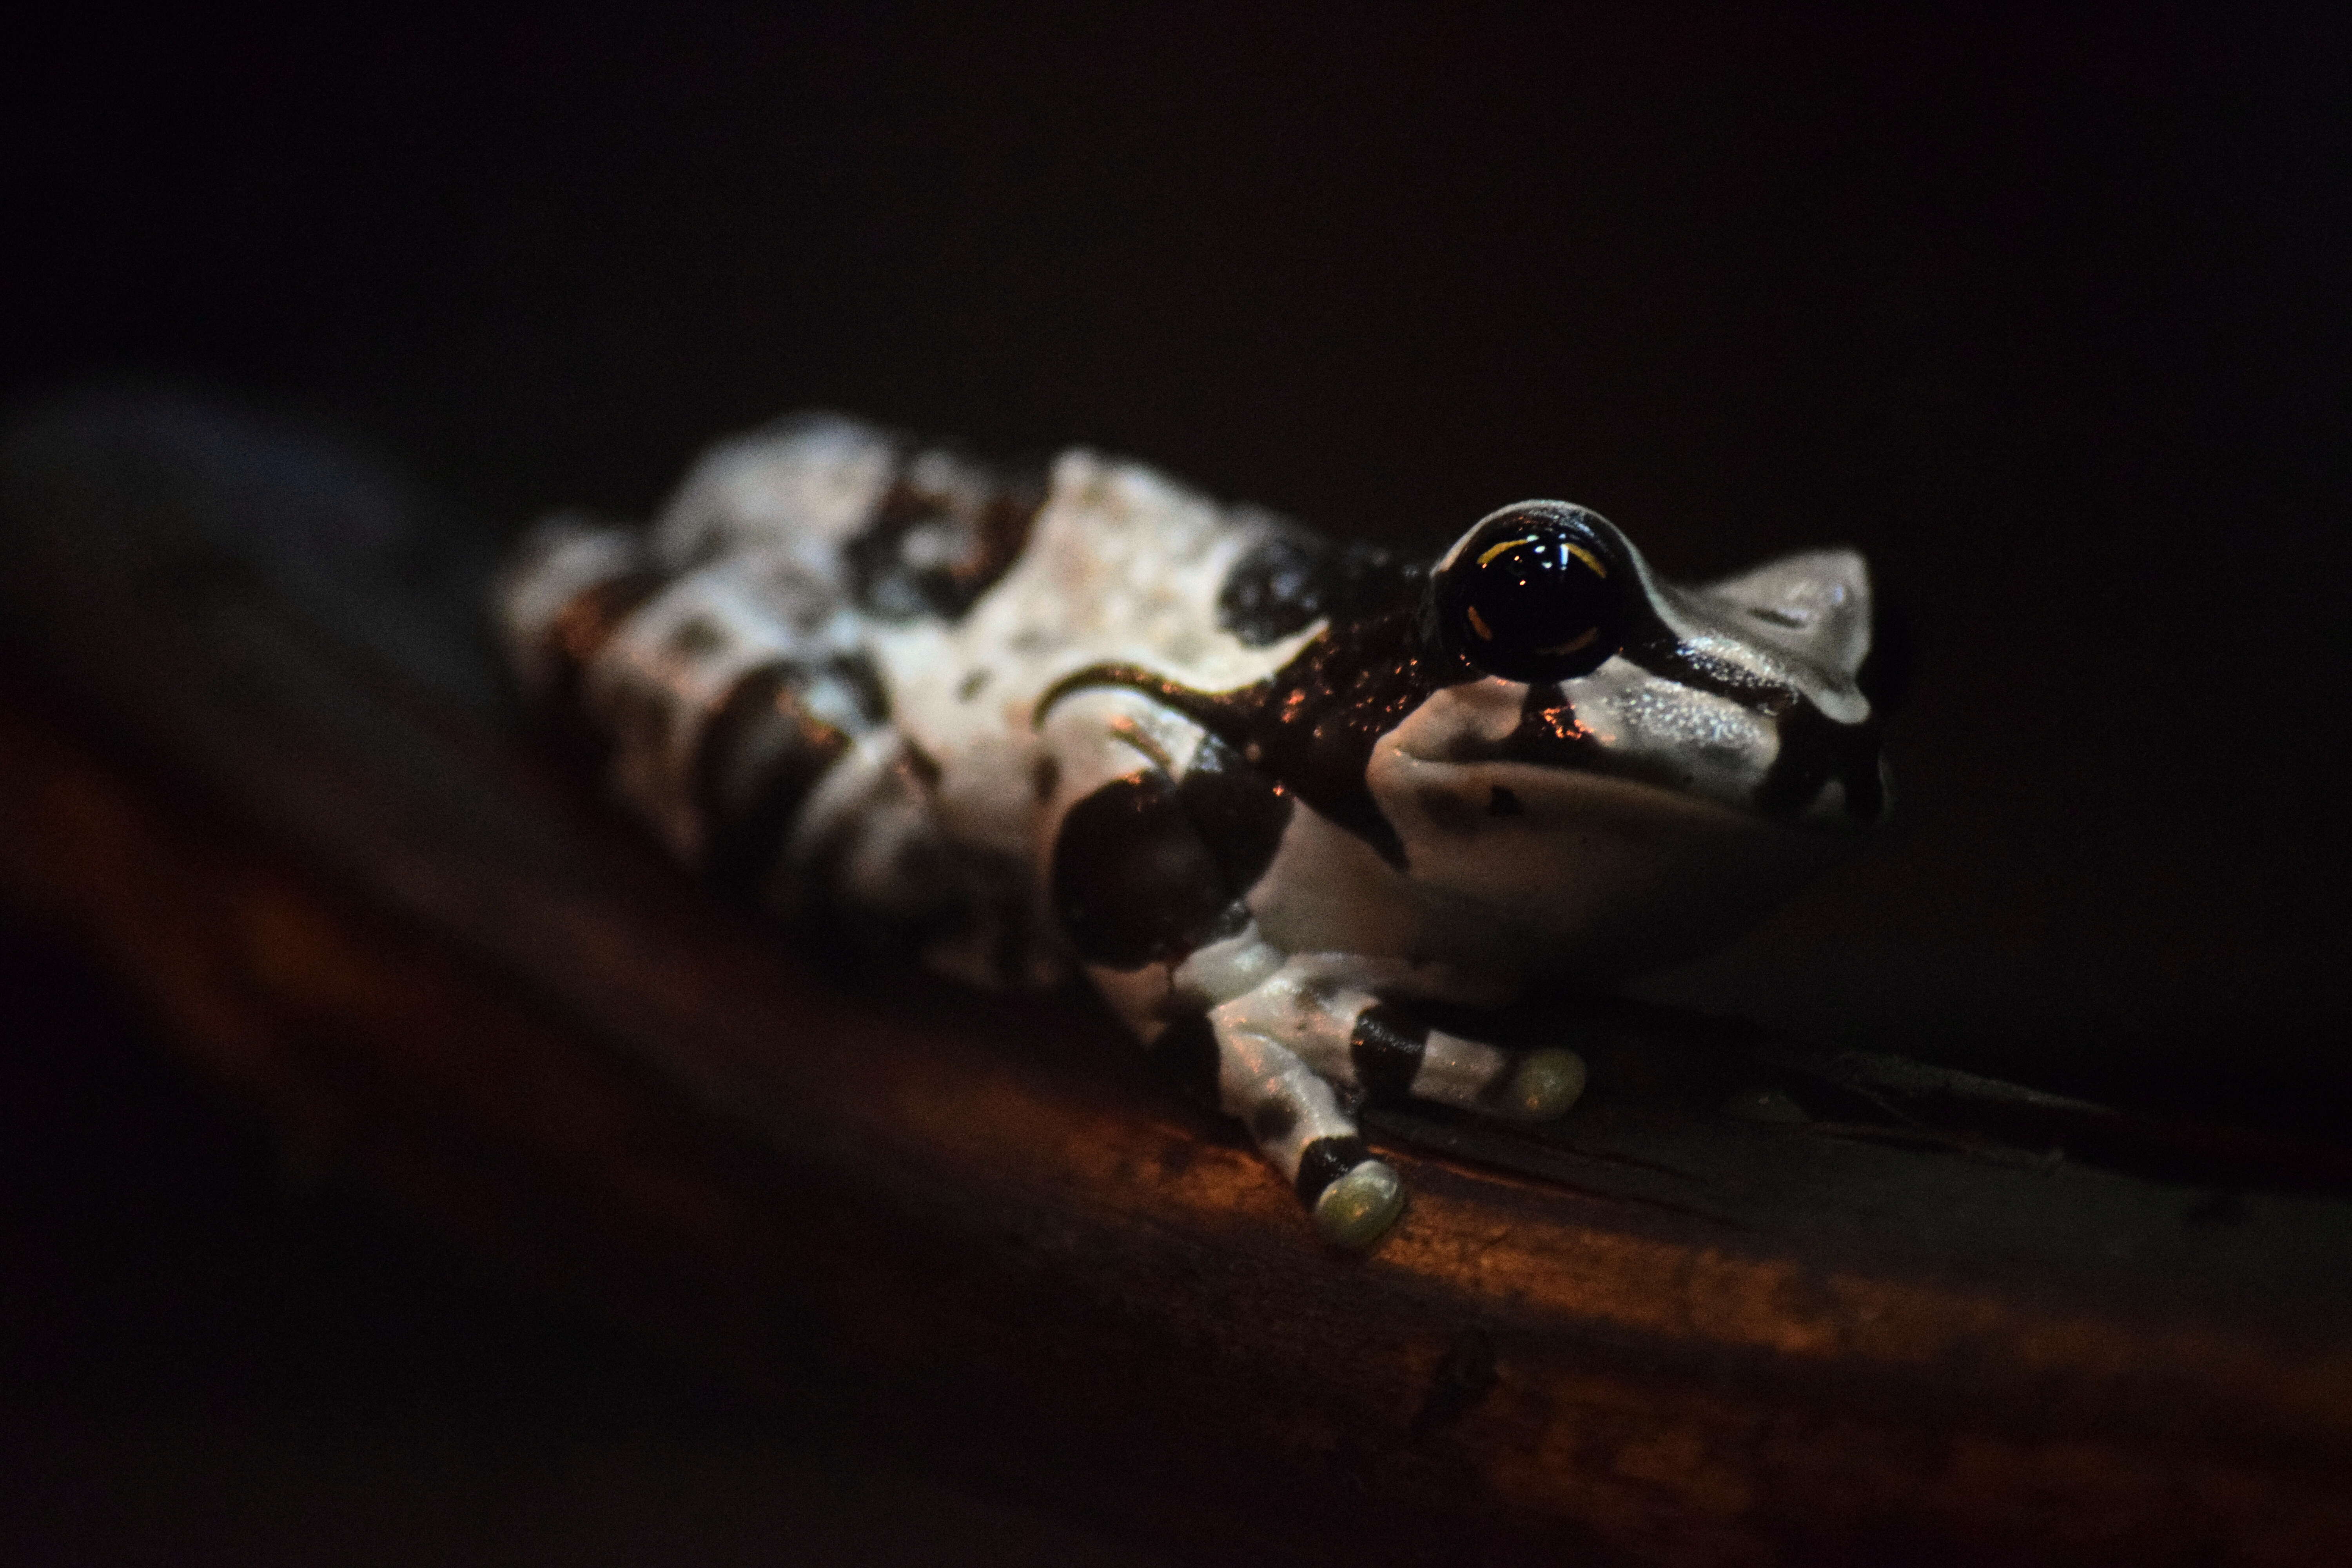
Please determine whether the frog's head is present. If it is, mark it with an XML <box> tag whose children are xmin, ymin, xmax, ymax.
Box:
<box><xmin>1414</xmin><ymin>500</ymin><xmax>1895</xmax><ymax>824</ymax></box>
<box><xmin>1370</xmin><ymin>501</ymin><xmax>1900</xmax><ymax>974</ymax></box>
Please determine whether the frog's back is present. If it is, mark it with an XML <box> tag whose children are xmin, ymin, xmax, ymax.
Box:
<box><xmin>495</xmin><ymin>412</ymin><xmax>1317</xmax><ymax>981</ymax></box>
<box><xmin>875</xmin><ymin>446</ymin><xmax>1323</xmax><ymax>857</ymax></box>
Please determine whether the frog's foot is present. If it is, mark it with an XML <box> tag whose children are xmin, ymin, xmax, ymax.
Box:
<box><xmin>1122</xmin><ymin>955</ymin><xmax>1588</xmax><ymax>1248</ymax></box>
<box><xmin>1208</xmin><ymin>959</ymin><xmax>1587</xmax><ymax>1126</ymax></box>
<box><xmin>1144</xmin><ymin>1009</ymin><xmax>1405</xmax><ymax>1250</ymax></box>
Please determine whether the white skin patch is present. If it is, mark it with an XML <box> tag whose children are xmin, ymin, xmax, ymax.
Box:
<box><xmin>651</xmin><ymin>414</ymin><xmax>900</xmax><ymax>570</ymax></box>
<box><xmin>498</xmin><ymin>414</ymin><xmax>1886</xmax><ymax>1249</ymax></box>
<box><xmin>495</xmin><ymin>515</ymin><xmax>648</xmax><ymax>697</ymax></box>
<box><xmin>869</xmin><ymin>452</ymin><xmax>1319</xmax><ymax>862</ymax></box>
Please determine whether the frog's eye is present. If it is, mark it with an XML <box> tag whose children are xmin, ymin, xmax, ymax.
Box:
<box><xmin>1430</xmin><ymin>503</ymin><xmax>1629</xmax><ymax>682</ymax></box>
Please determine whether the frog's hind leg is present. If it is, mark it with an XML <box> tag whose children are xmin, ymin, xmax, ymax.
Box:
<box><xmin>495</xmin><ymin>514</ymin><xmax>958</xmax><ymax>943</ymax></box>
<box><xmin>499</xmin><ymin>415</ymin><xmax>1054</xmax><ymax>968</ymax></box>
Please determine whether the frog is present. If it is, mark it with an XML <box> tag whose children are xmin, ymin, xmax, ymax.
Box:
<box><xmin>495</xmin><ymin>412</ymin><xmax>1894</xmax><ymax>1249</ymax></box>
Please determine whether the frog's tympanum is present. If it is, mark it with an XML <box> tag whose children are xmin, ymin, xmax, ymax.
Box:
<box><xmin>499</xmin><ymin>415</ymin><xmax>1894</xmax><ymax>1247</ymax></box>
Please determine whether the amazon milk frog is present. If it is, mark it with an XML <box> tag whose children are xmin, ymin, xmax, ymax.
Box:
<box><xmin>496</xmin><ymin>414</ymin><xmax>1893</xmax><ymax>1248</ymax></box>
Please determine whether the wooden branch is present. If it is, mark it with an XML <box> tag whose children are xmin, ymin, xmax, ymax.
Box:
<box><xmin>4</xmin><ymin>390</ymin><xmax>2348</xmax><ymax>1565</ymax></box>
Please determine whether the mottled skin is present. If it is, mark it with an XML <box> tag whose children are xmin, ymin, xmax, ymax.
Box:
<box><xmin>497</xmin><ymin>413</ymin><xmax>1892</xmax><ymax>1248</ymax></box>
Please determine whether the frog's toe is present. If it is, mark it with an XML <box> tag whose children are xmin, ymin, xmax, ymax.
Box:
<box><xmin>1496</xmin><ymin>1047</ymin><xmax>1586</xmax><ymax>1122</ymax></box>
<box><xmin>1312</xmin><ymin>1158</ymin><xmax>1405</xmax><ymax>1249</ymax></box>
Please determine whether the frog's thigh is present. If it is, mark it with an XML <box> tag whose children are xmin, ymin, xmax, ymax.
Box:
<box><xmin>500</xmin><ymin>518</ymin><xmax>906</xmax><ymax>911</ymax></box>
<box><xmin>1212</xmin><ymin>960</ymin><xmax>1587</xmax><ymax>1124</ymax></box>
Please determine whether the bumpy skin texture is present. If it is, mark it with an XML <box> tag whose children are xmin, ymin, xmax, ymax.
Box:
<box><xmin>496</xmin><ymin>414</ymin><xmax>1891</xmax><ymax>1249</ymax></box>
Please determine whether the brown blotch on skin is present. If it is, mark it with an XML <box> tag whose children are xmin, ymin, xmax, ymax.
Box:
<box><xmin>667</xmin><ymin>615</ymin><xmax>728</xmax><ymax>657</ymax></box>
<box><xmin>849</xmin><ymin>446</ymin><xmax>1049</xmax><ymax>622</ymax></box>
<box><xmin>548</xmin><ymin>569</ymin><xmax>663</xmax><ymax>685</ymax></box>
<box><xmin>694</xmin><ymin>663</ymin><xmax>853</xmax><ymax>903</ymax></box>
<box><xmin>1416</xmin><ymin>784</ymin><xmax>1485</xmax><ymax>836</ymax></box>
<box><xmin>1050</xmin><ymin>773</ymin><xmax>1231</xmax><ymax>969</ymax></box>
<box><xmin>1250</xmin><ymin>1101</ymin><xmax>1298</xmax><ymax>1142</ymax></box>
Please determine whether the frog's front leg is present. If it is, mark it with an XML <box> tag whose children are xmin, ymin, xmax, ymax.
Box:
<box><xmin>1039</xmin><ymin>688</ymin><xmax>1396</xmax><ymax>1243</ymax></box>
<box><xmin>1152</xmin><ymin>1005</ymin><xmax>1408</xmax><ymax>1249</ymax></box>
<box><xmin>1180</xmin><ymin>956</ymin><xmax>1584</xmax><ymax>1247</ymax></box>
<box><xmin>1039</xmin><ymin>690</ymin><xmax>1582</xmax><ymax>1249</ymax></box>
<box><xmin>1209</xmin><ymin>959</ymin><xmax>1589</xmax><ymax>1127</ymax></box>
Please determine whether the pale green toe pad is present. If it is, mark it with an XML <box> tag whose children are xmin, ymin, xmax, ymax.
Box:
<box><xmin>1501</xmin><ymin>1047</ymin><xmax>1587</xmax><ymax>1121</ymax></box>
<box><xmin>1312</xmin><ymin>1158</ymin><xmax>1405</xmax><ymax>1249</ymax></box>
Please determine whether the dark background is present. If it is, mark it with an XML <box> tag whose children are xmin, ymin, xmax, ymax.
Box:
<box><xmin>5</xmin><ymin>7</ymin><xmax>2349</xmax><ymax>1560</ymax></box>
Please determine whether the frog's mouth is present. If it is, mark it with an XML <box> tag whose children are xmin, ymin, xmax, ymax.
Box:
<box><xmin>1434</xmin><ymin>751</ymin><xmax>1880</xmax><ymax>834</ymax></box>
<box><xmin>1362</xmin><ymin>747</ymin><xmax>1870</xmax><ymax>983</ymax></box>
<box><xmin>1397</xmin><ymin>672</ymin><xmax>1887</xmax><ymax>829</ymax></box>
<box><xmin>1379</xmin><ymin>750</ymin><xmax>1765</xmax><ymax>836</ymax></box>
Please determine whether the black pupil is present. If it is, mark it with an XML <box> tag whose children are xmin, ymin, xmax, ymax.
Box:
<box><xmin>1445</xmin><ymin>517</ymin><xmax>1622</xmax><ymax>681</ymax></box>
<box><xmin>1474</xmin><ymin>535</ymin><xmax>1599</xmax><ymax>636</ymax></box>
